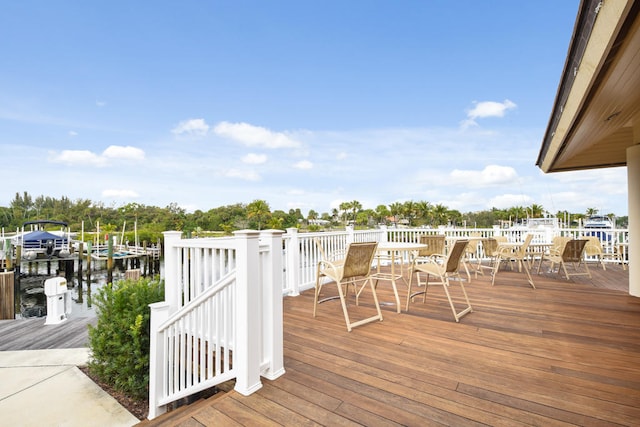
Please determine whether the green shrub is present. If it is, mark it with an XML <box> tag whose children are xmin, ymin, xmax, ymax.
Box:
<box><xmin>88</xmin><ymin>276</ymin><xmax>164</xmax><ymax>400</ymax></box>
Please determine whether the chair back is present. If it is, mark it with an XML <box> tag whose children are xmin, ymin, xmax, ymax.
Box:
<box><xmin>562</xmin><ymin>239</ymin><xmax>588</xmax><ymax>262</ymax></box>
<box><xmin>445</xmin><ymin>240</ymin><xmax>469</xmax><ymax>273</ymax></box>
<box><xmin>418</xmin><ymin>235</ymin><xmax>446</xmax><ymax>256</ymax></box>
<box><xmin>550</xmin><ymin>236</ymin><xmax>571</xmax><ymax>255</ymax></box>
<box><xmin>342</xmin><ymin>242</ymin><xmax>378</xmax><ymax>279</ymax></box>
<box><xmin>481</xmin><ymin>238</ymin><xmax>499</xmax><ymax>256</ymax></box>
<box><xmin>584</xmin><ymin>236</ymin><xmax>603</xmax><ymax>256</ymax></box>
<box><xmin>515</xmin><ymin>234</ymin><xmax>534</xmax><ymax>258</ymax></box>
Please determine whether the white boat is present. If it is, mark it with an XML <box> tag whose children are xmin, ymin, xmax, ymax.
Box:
<box><xmin>584</xmin><ymin>215</ymin><xmax>614</xmax><ymax>229</ymax></box>
<box><xmin>584</xmin><ymin>215</ymin><xmax>614</xmax><ymax>241</ymax></box>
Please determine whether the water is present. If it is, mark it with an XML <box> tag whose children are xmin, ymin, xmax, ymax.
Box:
<box><xmin>18</xmin><ymin>265</ymin><xmax>120</xmax><ymax>319</ymax></box>
<box><xmin>17</xmin><ymin>257</ymin><xmax>161</xmax><ymax>320</ymax></box>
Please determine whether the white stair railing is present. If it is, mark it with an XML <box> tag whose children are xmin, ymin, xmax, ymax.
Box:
<box><xmin>148</xmin><ymin>230</ymin><xmax>285</xmax><ymax>420</ymax></box>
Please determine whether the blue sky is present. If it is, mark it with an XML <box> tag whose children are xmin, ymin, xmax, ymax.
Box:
<box><xmin>0</xmin><ymin>1</ymin><xmax>629</xmax><ymax>217</ymax></box>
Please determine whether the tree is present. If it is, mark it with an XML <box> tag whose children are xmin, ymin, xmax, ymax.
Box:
<box><xmin>246</xmin><ymin>199</ymin><xmax>271</xmax><ymax>230</ymax></box>
<box><xmin>586</xmin><ymin>207</ymin><xmax>599</xmax><ymax>217</ymax></box>
<box><xmin>401</xmin><ymin>201</ymin><xmax>417</xmax><ymax>226</ymax></box>
<box><xmin>415</xmin><ymin>200</ymin><xmax>433</xmax><ymax>226</ymax></box>
<box><xmin>349</xmin><ymin>200</ymin><xmax>362</xmax><ymax>223</ymax></box>
<box><xmin>374</xmin><ymin>204</ymin><xmax>390</xmax><ymax>224</ymax></box>
<box><xmin>530</xmin><ymin>204</ymin><xmax>545</xmax><ymax>218</ymax></box>
<box><xmin>432</xmin><ymin>204</ymin><xmax>449</xmax><ymax>225</ymax></box>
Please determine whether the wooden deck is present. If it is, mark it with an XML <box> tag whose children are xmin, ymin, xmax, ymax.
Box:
<box><xmin>0</xmin><ymin>316</ymin><xmax>96</xmax><ymax>351</ymax></box>
<box><xmin>140</xmin><ymin>262</ymin><xmax>639</xmax><ymax>426</ymax></box>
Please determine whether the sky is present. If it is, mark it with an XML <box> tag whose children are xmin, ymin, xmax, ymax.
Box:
<box><xmin>0</xmin><ymin>1</ymin><xmax>630</xmax><ymax>217</ymax></box>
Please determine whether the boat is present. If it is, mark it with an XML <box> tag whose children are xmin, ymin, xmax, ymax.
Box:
<box><xmin>12</xmin><ymin>220</ymin><xmax>73</xmax><ymax>260</ymax></box>
<box><xmin>584</xmin><ymin>215</ymin><xmax>614</xmax><ymax>241</ymax></box>
<box><xmin>584</xmin><ymin>215</ymin><xmax>614</xmax><ymax>229</ymax></box>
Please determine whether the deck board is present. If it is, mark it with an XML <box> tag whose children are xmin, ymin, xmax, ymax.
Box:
<box><xmin>0</xmin><ymin>316</ymin><xmax>95</xmax><ymax>350</ymax></box>
<box><xmin>141</xmin><ymin>263</ymin><xmax>640</xmax><ymax>426</ymax></box>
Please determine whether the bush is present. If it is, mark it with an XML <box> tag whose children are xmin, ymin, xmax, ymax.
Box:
<box><xmin>88</xmin><ymin>276</ymin><xmax>164</xmax><ymax>400</ymax></box>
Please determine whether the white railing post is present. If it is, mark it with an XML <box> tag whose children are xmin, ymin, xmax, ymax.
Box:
<box><xmin>379</xmin><ymin>225</ymin><xmax>389</xmax><ymax>243</ymax></box>
<box><xmin>233</xmin><ymin>230</ymin><xmax>263</xmax><ymax>395</ymax></box>
<box><xmin>148</xmin><ymin>301</ymin><xmax>170</xmax><ymax>420</ymax></box>
<box><xmin>346</xmin><ymin>225</ymin><xmax>355</xmax><ymax>244</ymax></box>
<box><xmin>162</xmin><ymin>231</ymin><xmax>183</xmax><ymax>312</ymax></box>
<box><xmin>285</xmin><ymin>228</ymin><xmax>300</xmax><ymax>296</ymax></box>
<box><xmin>259</xmin><ymin>230</ymin><xmax>286</xmax><ymax>381</ymax></box>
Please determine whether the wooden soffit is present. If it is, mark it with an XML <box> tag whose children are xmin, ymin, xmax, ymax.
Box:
<box><xmin>537</xmin><ymin>0</ymin><xmax>640</xmax><ymax>173</ymax></box>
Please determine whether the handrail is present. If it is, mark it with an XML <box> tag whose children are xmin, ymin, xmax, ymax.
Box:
<box><xmin>157</xmin><ymin>270</ymin><xmax>236</xmax><ymax>333</ymax></box>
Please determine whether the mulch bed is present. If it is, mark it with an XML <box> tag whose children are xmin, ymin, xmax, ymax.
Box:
<box><xmin>78</xmin><ymin>366</ymin><xmax>148</xmax><ymax>420</ymax></box>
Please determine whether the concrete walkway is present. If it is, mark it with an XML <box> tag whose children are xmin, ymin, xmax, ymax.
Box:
<box><xmin>0</xmin><ymin>348</ymin><xmax>139</xmax><ymax>427</ymax></box>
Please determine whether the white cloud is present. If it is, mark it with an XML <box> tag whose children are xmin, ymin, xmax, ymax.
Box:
<box><xmin>96</xmin><ymin>100</ymin><xmax>106</xmax><ymax>107</ymax></box>
<box><xmin>214</xmin><ymin>121</ymin><xmax>300</xmax><ymax>148</ymax></box>
<box><xmin>102</xmin><ymin>189</ymin><xmax>139</xmax><ymax>198</ymax></box>
<box><xmin>49</xmin><ymin>149</ymin><xmax>106</xmax><ymax>166</ymax></box>
<box><xmin>102</xmin><ymin>145</ymin><xmax>145</xmax><ymax>160</ymax></box>
<box><xmin>68</xmin><ymin>131</ymin><xmax>78</xmax><ymax>136</ymax></box>
<box><xmin>242</xmin><ymin>153</ymin><xmax>267</xmax><ymax>164</ymax></box>
<box><xmin>223</xmin><ymin>169</ymin><xmax>261</xmax><ymax>181</ymax></box>
<box><xmin>461</xmin><ymin>99</ymin><xmax>517</xmax><ymax>129</ymax></box>
<box><xmin>450</xmin><ymin>165</ymin><xmax>518</xmax><ymax>187</ymax></box>
<box><xmin>294</xmin><ymin>160</ymin><xmax>313</xmax><ymax>170</ymax></box>
<box><xmin>336</xmin><ymin>152</ymin><xmax>348</xmax><ymax>160</ymax></box>
<box><xmin>172</xmin><ymin>118</ymin><xmax>210</xmax><ymax>137</ymax></box>
<box><xmin>48</xmin><ymin>145</ymin><xmax>145</xmax><ymax>166</ymax></box>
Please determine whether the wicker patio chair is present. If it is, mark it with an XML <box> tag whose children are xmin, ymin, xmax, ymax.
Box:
<box><xmin>406</xmin><ymin>239</ymin><xmax>473</xmax><ymax>322</ymax></box>
<box><xmin>490</xmin><ymin>233</ymin><xmax>535</xmax><ymax>289</ymax></box>
<box><xmin>313</xmin><ymin>241</ymin><xmax>382</xmax><ymax>332</ymax></box>
<box><xmin>539</xmin><ymin>239</ymin><xmax>591</xmax><ymax>280</ymax></box>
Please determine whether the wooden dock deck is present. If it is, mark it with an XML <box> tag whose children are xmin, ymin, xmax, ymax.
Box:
<box><xmin>141</xmin><ymin>263</ymin><xmax>639</xmax><ymax>426</ymax></box>
<box><xmin>0</xmin><ymin>316</ymin><xmax>96</xmax><ymax>351</ymax></box>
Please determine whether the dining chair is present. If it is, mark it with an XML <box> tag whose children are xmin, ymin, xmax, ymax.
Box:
<box><xmin>583</xmin><ymin>236</ymin><xmax>607</xmax><ymax>270</ymax></box>
<box><xmin>478</xmin><ymin>238</ymin><xmax>500</xmax><ymax>277</ymax></box>
<box><xmin>412</xmin><ymin>235</ymin><xmax>446</xmax><ymax>279</ymax></box>
<box><xmin>313</xmin><ymin>241</ymin><xmax>383</xmax><ymax>332</ymax></box>
<box><xmin>536</xmin><ymin>235</ymin><xmax>571</xmax><ymax>274</ymax></box>
<box><xmin>406</xmin><ymin>239</ymin><xmax>473</xmax><ymax>322</ymax></box>
<box><xmin>539</xmin><ymin>239</ymin><xmax>591</xmax><ymax>280</ymax></box>
<box><xmin>491</xmin><ymin>233</ymin><xmax>535</xmax><ymax>289</ymax></box>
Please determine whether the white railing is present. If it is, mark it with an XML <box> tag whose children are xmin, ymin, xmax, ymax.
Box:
<box><xmin>280</xmin><ymin>225</ymin><xmax>629</xmax><ymax>295</ymax></box>
<box><xmin>148</xmin><ymin>230</ymin><xmax>285</xmax><ymax>419</ymax></box>
<box><xmin>148</xmin><ymin>224</ymin><xmax>628</xmax><ymax>420</ymax></box>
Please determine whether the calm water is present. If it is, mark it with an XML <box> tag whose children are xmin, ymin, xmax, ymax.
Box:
<box><xmin>17</xmin><ymin>258</ymin><xmax>162</xmax><ymax>319</ymax></box>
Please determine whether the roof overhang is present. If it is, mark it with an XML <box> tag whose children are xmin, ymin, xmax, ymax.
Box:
<box><xmin>537</xmin><ymin>0</ymin><xmax>640</xmax><ymax>173</ymax></box>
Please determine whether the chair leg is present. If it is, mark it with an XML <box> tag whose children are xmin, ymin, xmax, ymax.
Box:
<box><xmin>490</xmin><ymin>258</ymin><xmax>502</xmax><ymax>286</ymax></box>
<box><xmin>406</xmin><ymin>268</ymin><xmax>415</xmax><ymax>312</ymax></box>
<box><xmin>443</xmin><ymin>277</ymin><xmax>473</xmax><ymax>322</ymax></box>
<box><xmin>406</xmin><ymin>268</ymin><xmax>430</xmax><ymax>311</ymax></box>
<box><xmin>521</xmin><ymin>261</ymin><xmax>535</xmax><ymax>289</ymax></box>
<box><xmin>313</xmin><ymin>269</ymin><xmax>322</xmax><ymax>317</ymax></box>
<box><xmin>346</xmin><ymin>277</ymin><xmax>383</xmax><ymax>331</ymax></box>
<box><xmin>335</xmin><ymin>279</ymin><xmax>354</xmax><ymax>331</ymax></box>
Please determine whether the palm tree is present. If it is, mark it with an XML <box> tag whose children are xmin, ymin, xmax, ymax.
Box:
<box><xmin>246</xmin><ymin>199</ymin><xmax>271</xmax><ymax>230</ymax></box>
<box><xmin>402</xmin><ymin>201</ymin><xmax>417</xmax><ymax>226</ymax></box>
<box><xmin>388</xmin><ymin>202</ymin><xmax>403</xmax><ymax>226</ymax></box>
<box><xmin>375</xmin><ymin>204</ymin><xmax>390</xmax><ymax>224</ymax></box>
<box><xmin>586</xmin><ymin>207</ymin><xmax>599</xmax><ymax>217</ymax></box>
<box><xmin>415</xmin><ymin>200</ymin><xmax>433</xmax><ymax>226</ymax></box>
<box><xmin>339</xmin><ymin>202</ymin><xmax>350</xmax><ymax>224</ymax></box>
<box><xmin>432</xmin><ymin>204</ymin><xmax>449</xmax><ymax>226</ymax></box>
<box><xmin>530</xmin><ymin>204</ymin><xmax>545</xmax><ymax>218</ymax></box>
<box><xmin>349</xmin><ymin>200</ymin><xmax>362</xmax><ymax>223</ymax></box>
